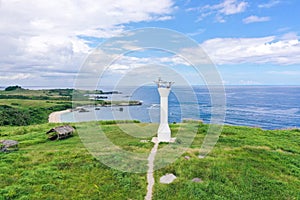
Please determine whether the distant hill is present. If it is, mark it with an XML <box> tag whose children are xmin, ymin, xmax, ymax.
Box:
<box><xmin>4</xmin><ymin>85</ymin><xmax>25</xmax><ymax>91</ymax></box>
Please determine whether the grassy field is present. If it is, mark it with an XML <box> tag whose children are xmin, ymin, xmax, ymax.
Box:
<box><xmin>0</xmin><ymin>99</ymin><xmax>68</xmax><ymax>108</ymax></box>
<box><xmin>0</xmin><ymin>122</ymin><xmax>148</xmax><ymax>200</ymax></box>
<box><xmin>1</xmin><ymin>122</ymin><xmax>299</xmax><ymax>199</ymax></box>
<box><xmin>0</xmin><ymin>88</ymin><xmax>75</xmax><ymax>100</ymax></box>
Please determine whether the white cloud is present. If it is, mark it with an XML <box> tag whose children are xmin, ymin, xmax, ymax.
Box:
<box><xmin>217</xmin><ymin>0</ymin><xmax>248</xmax><ymax>15</ymax></box>
<box><xmin>276</xmin><ymin>27</ymin><xmax>291</xmax><ymax>33</ymax></box>
<box><xmin>0</xmin><ymin>73</ymin><xmax>35</xmax><ymax>80</ymax></box>
<box><xmin>104</xmin><ymin>54</ymin><xmax>190</xmax><ymax>75</ymax></box>
<box><xmin>0</xmin><ymin>0</ymin><xmax>174</xmax><ymax>85</ymax></box>
<box><xmin>215</xmin><ymin>15</ymin><xmax>226</xmax><ymax>23</ymax></box>
<box><xmin>190</xmin><ymin>0</ymin><xmax>248</xmax><ymax>22</ymax></box>
<box><xmin>280</xmin><ymin>32</ymin><xmax>299</xmax><ymax>40</ymax></box>
<box><xmin>258</xmin><ymin>0</ymin><xmax>281</xmax><ymax>8</ymax></box>
<box><xmin>243</xmin><ymin>15</ymin><xmax>270</xmax><ymax>24</ymax></box>
<box><xmin>201</xmin><ymin>35</ymin><xmax>300</xmax><ymax>65</ymax></box>
<box><xmin>155</xmin><ymin>16</ymin><xmax>174</xmax><ymax>21</ymax></box>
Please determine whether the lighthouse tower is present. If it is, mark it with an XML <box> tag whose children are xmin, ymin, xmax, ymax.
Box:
<box><xmin>155</xmin><ymin>78</ymin><xmax>174</xmax><ymax>142</ymax></box>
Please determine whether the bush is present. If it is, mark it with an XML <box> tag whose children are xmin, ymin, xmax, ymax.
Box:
<box><xmin>0</xmin><ymin>103</ymin><xmax>72</xmax><ymax>126</ymax></box>
<box><xmin>4</xmin><ymin>85</ymin><xmax>24</xmax><ymax>91</ymax></box>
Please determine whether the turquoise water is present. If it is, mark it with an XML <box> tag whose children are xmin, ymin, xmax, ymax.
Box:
<box><xmin>61</xmin><ymin>86</ymin><xmax>300</xmax><ymax>130</ymax></box>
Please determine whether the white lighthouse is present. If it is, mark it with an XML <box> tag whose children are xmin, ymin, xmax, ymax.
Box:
<box><xmin>155</xmin><ymin>78</ymin><xmax>174</xmax><ymax>142</ymax></box>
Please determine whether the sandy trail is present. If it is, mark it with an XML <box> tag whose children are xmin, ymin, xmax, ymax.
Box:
<box><xmin>145</xmin><ymin>139</ymin><xmax>159</xmax><ymax>200</ymax></box>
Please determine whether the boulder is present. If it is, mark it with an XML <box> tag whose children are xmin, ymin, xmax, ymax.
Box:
<box><xmin>160</xmin><ymin>173</ymin><xmax>177</xmax><ymax>184</ymax></box>
<box><xmin>0</xmin><ymin>140</ymin><xmax>18</xmax><ymax>152</ymax></box>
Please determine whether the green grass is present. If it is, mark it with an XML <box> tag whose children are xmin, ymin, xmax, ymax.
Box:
<box><xmin>0</xmin><ymin>99</ymin><xmax>72</xmax><ymax>126</ymax></box>
<box><xmin>1</xmin><ymin>122</ymin><xmax>300</xmax><ymax>199</ymax></box>
<box><xmin>153</xmin><ymin>125</ymin><xmax>300</xmax><ymax>200</ymax></box>
<box><xmin>0</xmin><ymin>89</ymin><xmax>72</xmax><ymax>101</ymax></box>
<box><xmin>0</xmin><ymin>99</ymin><xmax>70</xmax><ymax>108</ymax></box>
<box><xmin>0</xmin><ymin>122</ymin><xmax>147</xmax><ymax>200</ymax></box>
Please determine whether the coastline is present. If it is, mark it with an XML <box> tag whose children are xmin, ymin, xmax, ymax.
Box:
<box><xmin>48</xmin><ymin>109</ymin><xmax>71</xmax><ymax>123</ymax></box>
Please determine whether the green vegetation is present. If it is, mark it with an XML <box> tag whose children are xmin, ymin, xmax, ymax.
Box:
<box><xmin>4</xmin><ymin>85</ymin><xmax>24</xmax><ymax>91</ymax></box>
<box><xmin>0</xmin><ymin>122</ymin><xmax>147</xmax><ymax>200</ymax></box>
<box><xmin>0</xmin><ymin>99</ymin><xmax>71</xmax><ymax>126</ymax></box>
<box><xmin>1</xmin><ymin>121</ymin><xmax>299</xmax><ymax>199</ymax></box>
<box><xmin>154</xmin><ymin>124</ymin><xmax>300</xmax><ymax>200</ymax></box>
<box><xmin>0</xmin><ymin>88</ymin><xmax>78</xmax><ymax>101</ymax></box>
<box><xmin>0</xmin><ymin>88</ymin><xmax>78</xmax><ymax>126</ymax></box>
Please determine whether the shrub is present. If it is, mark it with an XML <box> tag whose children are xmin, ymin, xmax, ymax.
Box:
<box><xmin>4</xmin><ymin>85</ymin><xmax>24</xmax><ymax>91</ymax></box>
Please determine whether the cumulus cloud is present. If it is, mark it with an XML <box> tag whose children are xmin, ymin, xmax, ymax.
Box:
<box><xmin>0</xmin><ymin>73</ymin><xmax>35</xmax><ymax>81</ymax></box>
<box><xmin>243</xmin><ymin>15</ymin><xmax>270</xmax><ymax>24</ymax></box>
<box><xmin>188</xmin><ymin>0</ymin><xmax>248</xmax><ymax>22</ymax></box>
<box><xmin>102</xmin><ymin>54</ymin><xmax>190</xmax><ymax>75</ymax></box>
<box><xmin>0</xmin><ymin>0</ymin><xmax>174</xmax><ymax>85</ymax></box>
<box><xmin>201</xmin><ymin>34</ymin><xmax>300</xmax><ymax>65</ymax></box>
<box><xmin>258</xmin><ymin>0</ymin><xmax>281</xmax><ymax>8</ymax></box>
<box><xmin>217</xmin><ymin>0</ymin><xmax>248</xmax><ymax>15</ymax></box>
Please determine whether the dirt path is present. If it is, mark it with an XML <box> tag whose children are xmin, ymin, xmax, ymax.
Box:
<box><xmin>145</xmin><ymin>139</ymin><xmax>159</xmax><ymax>200</ymax></box>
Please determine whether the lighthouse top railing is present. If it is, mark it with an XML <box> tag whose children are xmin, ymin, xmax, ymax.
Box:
<box><xmin>154</xmin><ymin>77</ymin><xmax>174</xmax><ymax>88</ymax></box>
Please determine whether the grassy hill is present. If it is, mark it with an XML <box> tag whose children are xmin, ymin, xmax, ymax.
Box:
<box><xmin>0</xmin><ymin>88</ymin><xmax>76</xmax><ymax>126</ymax></box>
<box><xmin>0</xmin><ymin>99</ymin><xmax>71</xmax><ymax>126</ymax></box>
<box><xmin>1</xmin><ymin>122</ymin><xmax>299</xmax><ymax>199</ymax></box>
<box><xmin>0</xmin><ymin>88</ymin><xmax>139</xmax><ymax>126</ymax></box>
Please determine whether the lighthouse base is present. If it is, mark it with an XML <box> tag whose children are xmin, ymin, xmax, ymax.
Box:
<box><xmin>151</xmin><ymin>137</ymin><xmax>176</xmax><ymax>144</ymax></box>
<box><xmin>157</xmin><ymin>123</ymin><xmax>171</xmax><ymax>142</ymax></box>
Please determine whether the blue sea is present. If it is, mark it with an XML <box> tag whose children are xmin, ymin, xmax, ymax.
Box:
<box><xmin>61</xmin><ymin>86</ymin><xmax>300</xmax><ymax>130</ymax></box>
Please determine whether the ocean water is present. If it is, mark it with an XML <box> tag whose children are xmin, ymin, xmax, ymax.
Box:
<box><xmin>61</xmin><ymin>86</ymin><xmax>300</xmax><ymax>130</ymax></box>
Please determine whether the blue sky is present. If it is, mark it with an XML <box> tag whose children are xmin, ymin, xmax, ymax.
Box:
<box><xmin>0</xmin><ymin>0</ymin><xmax>299</xmax><ymax>87</ymax></box>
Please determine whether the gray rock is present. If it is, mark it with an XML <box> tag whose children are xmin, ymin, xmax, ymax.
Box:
<box><xmin>0</xmin><ymin>140</ymin><xmax>18</xmax><ymax>152</ymax></box>
<box><xmin>160</xmin><ymin>174</ymin><xmax>177</xmax><ymax>184</ymax></box>
<box><xmin>184</xmin><ymin>156</ymin><xmax>191</xmax><ymax>160</ymax></box>
<box><xmin>192</xmin><ymin>177</ymin><xmax>203</xmax><ymax>183</ymax></box>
